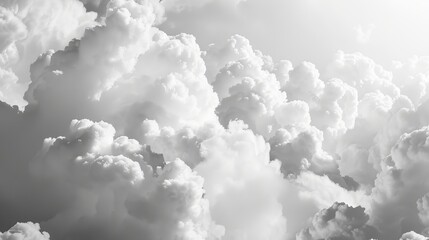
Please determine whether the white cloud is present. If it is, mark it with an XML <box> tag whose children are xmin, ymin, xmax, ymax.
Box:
<box><xmin>0</xmin><ymin>0</ymin><xmax>96</xmax><ymax>108</ymax></box>
<box><xmin>195</xmin><ymin>121</ymin><xmax>287</xmax><ymax>240</ymax></box>
<box><xmin>355</xmin><ymin>24</ymin><xmax>376</xmax><ymax>44</ymax></box>
<box><xmin>31</xmin><ymin>119</ymin><xmax>223</xmax><ymax>240</ymax></box>
<box><xmin>4</xmin><ymin>0</ymin><xmax>429</xmax><ymax>239</ymax></box>
<box><xmin>370</xmin><ymin>126</ymin><xmax>429</xmax><ymax>238</ymax></box>
<box><xmin>400</xmin><ymin>231</ymin><xmax>428</xmax><ymax>240</ymax></box>
<box><xmin>0</xmin><ymin>222</ymin><xmax>50</xmax><ymax>240</ymax></box>
<box><xmin>417</xmin><ymin>193</ymin><xmax>429</xmax><ymax>227</ymax></box>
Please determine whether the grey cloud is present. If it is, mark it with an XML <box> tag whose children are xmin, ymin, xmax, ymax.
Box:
<box><xmin>296</xmin><ymin>202</ymin><xmax>379</xmax><ymax>240</ymax></box>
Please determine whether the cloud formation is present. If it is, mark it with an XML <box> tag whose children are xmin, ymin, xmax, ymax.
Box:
<box><xmin>0</xmin><ymin>0</ymin><xmax>96</xmax><ymax>108</ymax></box>
<box><xmin>0</xmin><ymin>222</ymin><xmax>50</xmax><ymax>240</ymax></box>
<box><xmin>31</xmin><ymin>119</ymin><xmax>223</xmax><ymax>240</ymax></box>
<box><xmin>296</xmin><ymin>202</ymin><xmax>379</xmax><ymax>240</ymax></box>
<box><xmin>2</xmin><ymin>0</ymin><xmax>429</xmax><ymax>240</ymax></box>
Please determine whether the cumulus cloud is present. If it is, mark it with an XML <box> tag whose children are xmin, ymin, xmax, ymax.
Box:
<box><xmin>24</xmin><ymin>0</ymin><xmax>218</xmax><ymax>138</ymax></box>
<box><xmin>195</xmin><ymin>121</ymin><xmax>287</xmax><ymax>240</ymax></box>
<box><xmin>417</xmin><ymin>193</ymin><xmax>429</xmax><ymax>228</ymax></box>
<box><xmin>370</xmin><ymin>126</ymin><xmax>429</xmax><ymax>239</ymax></box>
<box><xmin>296</xmin><ymin>202</ymin><xmax>379</xmax><ymax>240</ymax></box>
<box><xmin>3</xmin><ymin>0</ymin><xmax>429</xmax><ymax>240</ymax></box>
<box><xmin>0</xmin><ymin>222</ymin><xmax>50</xmax><ymax>240</ymax></box>
<box><xmin>30</xmin><ymin>119</ymin><xmax>223</xmax><ymax>240</ymax></box>
<box><xmin>0</xmin><ymin>0</ymin><xmax>96</xmax><ymax>108</ymax></box>
<box><xmin>400</xmin><ymin>231</ymin><xmax>428</xmax><ymax>240</ymax></box>
<box><xmin>269</xmin><ymin>126</ymin><xmax>335</xmax><ymax>177</ymax></box>
<box><xmin>392</xmin><ymin>56</ymin><xmax>429</xmax><ymax>106</ymax></box>
<box><xmin>328</xmin><ymin>51</ymin><xmax>399</xmax><ymax>99</ymax></box>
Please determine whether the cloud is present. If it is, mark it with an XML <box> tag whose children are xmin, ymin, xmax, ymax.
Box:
<box><xmin>30</xmin><ymin>119</ymin><xmax>223</xmax><ymax>240</ymax></box>
<box><xmin>416</xmin><ymin>192</ymin><xmax>429</xmax><ymax>237</ymax></box>
<box><xmin>296</xmin><ymin>202</ymin><xmax>379</xmax><ymax>240</ymax></box>
<box><xmin>370</xmin><ymin>126</ymin><xmax>429</xmax><ymax>238</ymax></box>
<box><xmin>355</xmin><ymin>24</ymin><xmax>376</xmax><ymax>44</ymax></box>
<box><xmin>4</xmin><ymin>0</ymin><xmax>429</xmax><ymax>239</ymax></box>
<box><xmin>195</xmin><ymin>121</ymin><xmax>287</xmax><ymax>240</ymax></box>
<box><xmin>206</xmin><ymin>35</ymin><xmax>359</xmax><ymax>145</ymax></box>
<box><xmin>0</xmin><ymin>1</ymin><xmax>222</xmax><ymax>232</ymax></box>
<box><xmin>328</xmin><ymin>51</ymin><xmax>399</xmax><ymax>99</ymax></box>
<box><xmin>24</xmin><ymin>1</ymin><xmax>219</xmax><ymax>137</ymax></box>
<box><xmin>25</xmin><ymin>0</ymin><xmax>159</xmax><ymax>105</ymax></box>
<box><xmin>0</xmin><ymin>0</ymin><xmax>96</xmax><ymax>108</ymax></box>
<box><xmin>0</xmin><ymin>6</ymin><xmax>27</xmax><ymax>52</ymax></box>
<box><xmin>0</xmin><ymin>222</ymin><xmax>50</xmax><ymax>240</ymax></box>
<box><xmin>338</xmin><ymin>144</ymin><xmax>378</xmax><ymax>186</ymax></box>
<box><xmin>400</xmin><ymin>231</ymin><xmax>428</xmax><ymax>240</ymax></box>
<box><xmin>269</xmin><ymin>126</ymin><xmax>336</xmax><ymax>177</ymax></box>
<box><xmin>205</xmin><ymin>35</ymin><xmax>315</xmax><ymax>145</ymax></box>
<box><xmin>392</xmin><ymin>56</ymin><xmax>429</xmax><ymax>106</ymax></box>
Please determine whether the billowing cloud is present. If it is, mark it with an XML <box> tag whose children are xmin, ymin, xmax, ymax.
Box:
<box><xmin>0</xmin><ymin>0</ymin><xmax>96</xmax><ymax>108</ymax></box>
<box><xmin>417</xmin><ymin>193</ymin><xmax>429</xmax><ymax>228</ymax></box>
<box><xmin>195</xmin><ymin>121</ymin><xmax>287</xmax><ymax>240</ymax></box>
<box><xmin>0</xmin><ymin>222</ymin><xmax>50</xmax><ymax>240</ymax></box>
<box><xmin>269</xmin><ymin>126</ymin><xmax>335</xmax><ymax>177</ymax></box>
<box><xmin>400</xmin><ymin>231</ymin><xmax>428</xmax><ymax>240</ymax></box>
<box><xmin>30</xmin><ymin>119</ymin><xmax>223</xmax><ymax>240</ymax></box>
<box><xmin>296</xmin><ymin>202</ymin><xmax>379</xmax><ymax>240</ymax></box>
<box><xmin>3</xmin><ymin>0</ymin><xmax>429</xmax><ymax>240</ymax></box>
<box><xmin>25</xmin><ymin>0</ymin><xmax>218</xmax><ymax>138</ymax></box>
<box><xmin>370</xmin><ymin>126</ymin><xmax>429</xmax><ymax>239</ymax></box>
<box><xmin>327</xmin><ymin>51</ymin><xmax>399</xmax><ymax>99</ymax></box>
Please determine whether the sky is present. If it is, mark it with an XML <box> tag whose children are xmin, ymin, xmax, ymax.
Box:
<box><xmin>2</xmin><ymin>0</ymin><xmax>429</xmax><ymax>240</ymax></box>
<box><xmin>160</xmin><ymin>0</ymin><xmax>429</xmax><ymax>71</ymax></box>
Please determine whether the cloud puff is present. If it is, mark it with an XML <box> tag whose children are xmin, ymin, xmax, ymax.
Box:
<box><xmin>206</xmin><ymin>35</ymin><xmax>312</xmax><ymax>137</ymax></box>
<box><xmin>392</xmin><ymin>56</ymin><xmax>429</xmax><ymax>106</ymax></box>
<box><xmin>400</xmin><ymin>231</ymin><xmax>428</xmax><ymax>240</ymax></box>
<box><xmin>140</xmin><ymin>119</ymin><xmax>220</xmax><ymax>168</ymax></box>
<box><xmin>417</xmin><ymin>193</ymin><xmax>429</xmax><ymax>228</ymax></box>
<box><xmin>281</xmin><ymin>58</ymin><xmax>359</xmax><ymax>148</ymax></box>
<box><xmin>328</xmin><ymin>51</ymin><xmax>399</xmax><ymax>100</ymax></box>
<box><xmin>296</xmin><ymin>202</ymin><xmax>379</xmax><ymax>240</ymax></box>
<box><xmin>0</xmin><ymin>6</ymin><xmax>27</xmax><ymax>52</ymax></box>
<box><xmin>0</xmin><ymin>0</ymin><xmax>96</xmax><ymax>108</ymax></box>
<box><xmin>25</xmin><ymin>0</ymin><xmax>158</xmax><ymax>105</ymax></box>
<box><xmin>205</xmin><ymin>35</ymin><xmax>364</xmax><ymax>188</ymax></box>
<box><xmin>269</xmin><ymin>126</ymin><xmax>336</xmax><ymax>177</ymax></box>
<box><xmin>25</xmin><ymin>0</ymin><xmax>219</xmax><ymax>137</ymax></box>
<box><xmin>31</xmin><ymin>119</ymin><xmax>144</xmax><ymax>186</ymax></box>
<box><xmin>214</xmin><ymin>57</ymin><xmax>309</xmax><ymax>137</ymax></box>
<box><xmin>371</xmin><ymin>126</ymin><xmax>429</xmax><ymax>238</ymax></box>
<box><xmin>30</xmin><ymin>119</ymin><xmax>223</xmax><ymax>240</ymax></box>
<box><xmin>0</xmin><ymin>222</ymin><xmax>50</xmax><ymax>240</ymax></box>
<box><xmin>355</xmin><ymin>24</ymin><xmax>376</xmax><ymax>44</ymax></box>
<box><xmin>279</xmin><ymin>171</ymin><xmax>370</xmax><ymax>239</ymax></box>
<box><xmin>195</xmin><ymin>121</ymin><xmax>287</xmax><ymax>240</ymax></box>
<box><xmin>113</xmin><ymin>32</ymin><xmax>219</xmax><ymax>132</ymax></box>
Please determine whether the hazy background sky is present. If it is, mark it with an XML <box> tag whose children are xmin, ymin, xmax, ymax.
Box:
<box><xmin>161</xmin><ymin>0</ymin><xmax>429</xmax><ymax>72</ymax></box>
